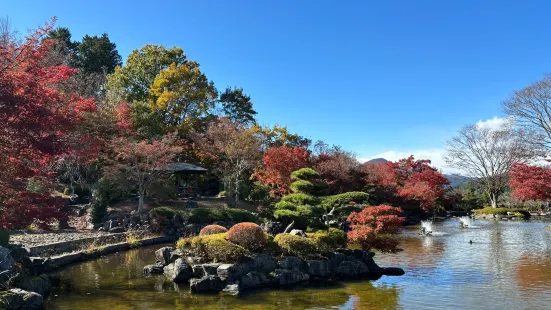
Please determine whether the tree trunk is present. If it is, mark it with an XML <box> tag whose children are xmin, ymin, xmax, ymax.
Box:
<box><xmin>489</xmin><ymin>192</ymin><xmax>498</xmax><ymax>208</ymax></box>
<box><xmin>138</xmin><ymin>190</ymin><xmax>145</xmax><ymax>213</ymax></box>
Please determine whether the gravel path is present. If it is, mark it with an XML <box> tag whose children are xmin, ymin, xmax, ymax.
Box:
<box><xmin>10</xmin><ymin>231</ymin><xmax>111</xmax><ymax>248</ymax></box>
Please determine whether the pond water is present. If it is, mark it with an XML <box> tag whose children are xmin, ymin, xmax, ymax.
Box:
<box><xmin>45</xmin><ymin>220</ymin><xmax>551</xmax><ymax>310</ymax></box>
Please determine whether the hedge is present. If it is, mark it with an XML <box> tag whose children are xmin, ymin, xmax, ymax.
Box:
<box><xmin>291</xmin><ymin>168</ymin><xmax>320</xmax><ymax>180</ymax></box>
<box><xmin>473</xmin><ymin>207</ymin><xmax>530</xmax><ymax>216</ymax></box>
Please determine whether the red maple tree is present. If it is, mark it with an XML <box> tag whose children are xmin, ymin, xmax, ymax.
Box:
<box><xmin>0</xmin><ymin>19</ymin><xmax>95</xmax><ymax>229</ymax></box>
<box><xmin>347</xmin><ymin>204</ymin><xmax>405</xmax><ymax>253</ymax></box>
<box><xmin>363</xmin><ymin>156</ymin><xmax>449</xmax><ymax>209</ymax></box>
<box><xmin>509</xmin><ymin>163</ymin><xmax>551</xmax><ymax>201</ymax></box>
<box><xmin>252</xmin><ymin>146</ymin><xmax>309</xmax><ymax>197</ymax></box>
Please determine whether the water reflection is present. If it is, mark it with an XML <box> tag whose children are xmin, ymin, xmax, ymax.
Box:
<box><xmin>46</xmin><ymin>220</ymin><xmax>551</xmax><ymax>310</ymax></box>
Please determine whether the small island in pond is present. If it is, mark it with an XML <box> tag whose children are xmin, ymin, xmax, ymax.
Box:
<box><xmin>144</xmin><ymin>223</ymin><xmax>404</xmax><ymax>295</ymax></box>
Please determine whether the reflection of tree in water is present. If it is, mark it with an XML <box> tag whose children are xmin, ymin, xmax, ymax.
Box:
<box><xmin>378</xmin><ymin>236</ymin><xmax>445</xmax><ymax>268</ymax></box>
<box><xmin>515</xmin><ymin>254</ymin><xmax>551</xmax><ymax>292</ymax></box>
<box><xmin>347</xmin><ymin>281</ymin><xmax>400</xmax><ymax>310</ymax></box>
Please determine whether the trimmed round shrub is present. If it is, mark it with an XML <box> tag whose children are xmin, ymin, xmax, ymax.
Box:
<box><xmin>226</xmin><ymin>222</ymin><xmax>267</xmax><ymax>251</ymax></box>
<box><xmin>176</xmin><ymin>233</ymin><xmax>246</xmax><ymax>263</ymax></box>
<box><xmin>200</xmin><ymin>224</ymin><xmax>228</xmax><ymax>236</ymax></box>
<box><xmin>273</xmin><ymin>233</ymin><xmax>319</xmax><ymax>260</ymax></box>
<box><xmin>291</xmin><ymin>168</ymin><xmax>319</xmax><ymax>180</ymax></box>
<box><xmin>307</xmin><ymin>228</ymin><xmax>348</xmax><ymax>252</ymax></box>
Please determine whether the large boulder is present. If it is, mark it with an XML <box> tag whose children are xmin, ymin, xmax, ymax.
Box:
<box><xmin>277</xmin><ymin>256</ymin><xmax>306</xmax><ymax>272</ymax></box>
<box><xmin>0</xmin><ymin>288</ymin><xmax>43</xmax><ymax>310</ymax></box>
<box><xmin>155</xmin><ymin>247</ymin><xmax>176</xmax><ymax>266</ymax></box>
<box><xmin>217</xmin><ymin>263</ymin><xmax>250</xmax><ymax>283</ymax></box>
<box><xmin>239</xmin><ymin>271</ymin><xmax>271</xmax><ymax>289</ymax></box>
<box><xmin>273</xmin><ymin>269</ymin><xmax>309</xmax><ymax>286</ymax></box>
<box><xmin>335</xmin><ymin>260</ymin><xmax>369</xmax><ymax>279</ymax></box>
<box><xmin>143</xmin><ymin>263</ymin><xmax>164</xmax><ymax>276</ymax></box>
<box><xmin>193</xmin><ymin>263</ymin><xmax>222</xmax><ymax>278</ymax></box>
<box><xmin>190</xmin><ymin>275</ymin><xmax>224</xmax><ymax>293</ymax></box>
<box><xmin>249</xmin><ymin>254</ymin><xmax>277</xmax><ymax>274</ymax></box>
<box><xmin>17</xmin><ymin>274</ymin><xmax>52</xmax><ymax>296</ymax></box>
<box><xmin>326</xmin><ymin>252</ymin><xmax>347</xmax><ymax>272</ymax></box>
<box><xmin>0</xmin><ymin>246</ymin><xmax>15</xmax><ymax>271</ymax></box>
<box><xmin>163</xmin><ymin>258</ymin><xmax>193</xmax><ymax>283</ymax></box>
<box><xmin>306</xmin><ymin>259</ymin><xmax>331</xmax><ymax>278</ymax></box>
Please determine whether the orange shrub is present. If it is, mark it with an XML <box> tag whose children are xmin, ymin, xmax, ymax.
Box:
<box><xmin>226</xmin><ymin>222</ymin><xmax>266</xmax><ymax>251</ymax></box>
<box><xmin>199</xmin><ymin>224</ymin><xmax>228</xmax><ymax>236</ymax></box>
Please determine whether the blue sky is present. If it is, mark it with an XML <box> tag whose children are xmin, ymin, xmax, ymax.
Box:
<box><xmin>4</xmin><ymin>0</ymin><xmax>551</xmax><ymax>171</ymax></box>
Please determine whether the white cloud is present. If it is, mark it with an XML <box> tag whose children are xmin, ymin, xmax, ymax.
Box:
<box><xmin>358</xmin><ymin>149</ymin><xmax>464</xmax><ymax>175</ymax></box>
<box><xmin>475</xmin><ymin>116</ymin><xmax>511</xmax><ymax>130</ymax></box>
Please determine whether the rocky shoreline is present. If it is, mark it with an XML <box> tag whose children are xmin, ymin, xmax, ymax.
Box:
<box><xmin>144</xmin><ymin>246</ymin><xmax>404</xmax><ymax>295</ymax></box>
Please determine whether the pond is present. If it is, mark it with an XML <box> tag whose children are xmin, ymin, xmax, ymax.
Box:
<box><xmin>45</xmin><ymin>219</ymin><xmax>551</xmax><ymax>309</ymax></box>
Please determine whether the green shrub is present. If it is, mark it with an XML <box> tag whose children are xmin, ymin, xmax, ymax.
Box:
<box><xmin>473</xmin><ymin>207</ymin><xmax>530</xmax><ymax>216</ymax></box>
<box><xmin>96</xmin><ymin>177</ymin><xmax>131</xmax><ymax>204</ymax></box>
<box><xmin>307</xmin><ymin>228</ymin><xmax>348</xmax><ymax>252</ymax></box>
<box><xmin>0</xmin><ymin>227</ymin><xmax>9</xmax><ymax>246</ymax></box>
<box><xmin>147</xmin><ymin>179</ymin><xmax>179</xmax><ymax>201</ymax></box>
<box><xmin>176</xmin><ymin>233</ymin><xmax>247</xmax><ymax>263</ymax></box>
<box><xmin>90</xmin><ymin>202</ymin><xmax>107</xmax><ymax>224</ymax></box>
<box><xmin>226</xmin><ymin>222</ymin><xmax>267</xmax><ymax>251</ymax></box>
<box><xmin>279</xmin><ymin>193</ymin><xmax>320</xmax><ymax>205</ymax></box>
<box><xmin>291</xmin><ymin>168</ymin><xmax>320</xmax><ymax>180</ymax></box>
<box><xmin>274</xmin><ymin>233</ymin><xmax>320</xmax><ymax>260</ymax></box>
<box><xmin>149</xmin><ymin>207</ymin><xmax>179</xmax><ymax>219</ymax></box>
<box><xmin>322</xmin><ymin>192</ymin><xmax>369</xmax><ymax>211</ymax></box>
<box><xmin>290</xmin><ymin>180</ymin><xmax>315</xmax><ymax>193</ymax></box>
<box><xmin>188</xmin><ymin>208</ymin><xmax>257</xmax><ymax>224</ymax></box>
<box><xmin>225</xmin><ymin>209</ymin><xmax>258</xmax><ymax>223</ymax></box>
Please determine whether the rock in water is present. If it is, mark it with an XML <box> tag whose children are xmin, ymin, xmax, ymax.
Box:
<box><xmin>163</xmin><ymin>258</ymin><xmax>193</xmax><ymax>283</ymax></box>
<box><xmin>306</xmin><ymin>259</ymin><xmax>331</xmax><ymax>278</ymax></box>
<box><xmin>335</xmin><ymin>260</ymin><xmax>369</xmax><ymax>279</ymax></box>
<box><xmin>239</xmin><ymin>271</ymin><xmax>270</xmax><ymax>289</ymax></box>
<box><xmin>155</xmin><ymin>247</ymin><xmax>175</xmax><ymax>266</ymax></box>
<box><xmin>0</xmin><ymin>288</ymin><xmax>44</xmax><ymax>310</ymax></box>
<box><xmin>143</xmin><ymin>263</ymin><xmax>164</xmax><ymax>276</ymax></box>
<box><xmin>17</xmin><ymin>274</ymin><xmax>52</xmax><ymax>296</ymax></box>
<box><xmin>190</xmin><ymin>275</ymin><xmax>224</xmax><ymax>293</ymax></box>
<box><xmin>273</xmin><ymin>269</ymin><xmax>309</xmax><ymax>286</ymax></box>
<box><xmin>381</xmin><ymin>267</ymin><xmax>405</xmax><ymax>276</ymax></box>
<box><xmin>277</xmin><ymin>256</ymin><xmax>307</xmax><ymax>272</ymax></box>
<box><xmin>222</xmin><ymin>284</ymin><xmax>241</xmax><ymax>296</ymax></box>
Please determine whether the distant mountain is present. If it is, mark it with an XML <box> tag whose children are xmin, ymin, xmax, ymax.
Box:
<box><xmin>365</xmin><ymin>158</ymin><xmax>388</xmax><ymax>164</ymax></box>
<box><xmin>363</xmin><ymin>158</ymin><xmax>472</xmax><ymax>187</ymax></box>
<box><xmin>444</xmin><ymin>174</ymin><xmax>473</xmax><ymax>187</ymax></box>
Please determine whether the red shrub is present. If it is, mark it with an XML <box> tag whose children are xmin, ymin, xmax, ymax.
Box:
<box><xmin>226</xmin><ymin>222</ymin><xmax>266</xmax><ymax>250</ymax></box>
<box><xmin>347</xmin><ymin>204</ymin><xmax>405</xmax><ymax>253</ymax></box>
<box><xmin>200</xmin><ymin>224</ymin><xmax>228</xmax><ymax>236</ymax></box>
